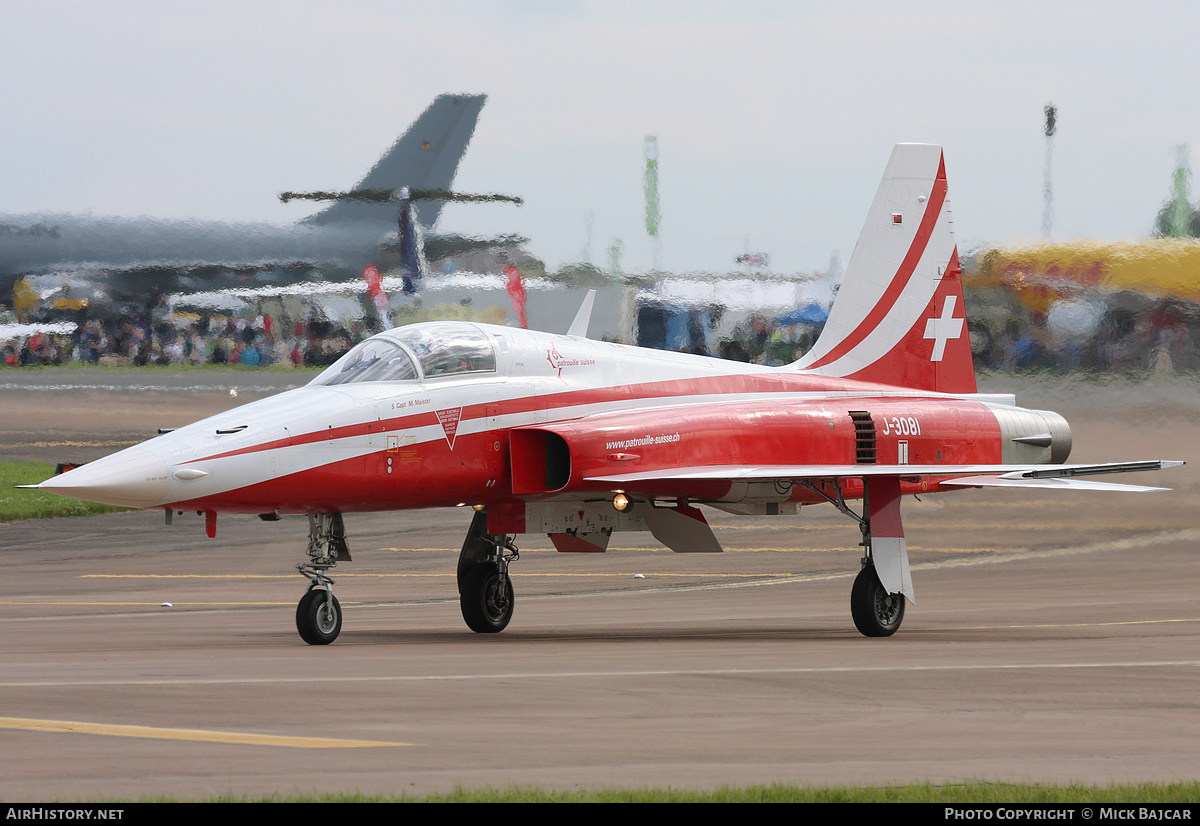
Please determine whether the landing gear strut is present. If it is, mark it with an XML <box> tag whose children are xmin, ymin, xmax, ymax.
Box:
<box><xmin>457</xmin><ymin>510</ymin><xmax>519</xmax><ymax>633</ymax></box>
<box><xmin>296</xmin><ymin>513</ymin><xmax>351</xmax><ymax>645</ymax></box>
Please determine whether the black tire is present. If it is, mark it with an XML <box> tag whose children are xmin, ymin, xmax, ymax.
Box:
<box><xmin>850</xmin><ymin>565</ymin><xmax>905</xmax><ymax>637</ymax></box>
<box><xmin>296</xmin><ymin>589</ymin><xmax>342</xmax><ymax>645</ymax></box>
<box><xmin>460</xmin><ymin>564</ymin><xmax>514</xmax><ymax>634</ymax></box>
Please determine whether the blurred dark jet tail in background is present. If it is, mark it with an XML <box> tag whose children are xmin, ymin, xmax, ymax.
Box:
<box><xmin>302</xmin><ymin>94</ymin><xmax>486</xmax><ymax>231</ymax></box>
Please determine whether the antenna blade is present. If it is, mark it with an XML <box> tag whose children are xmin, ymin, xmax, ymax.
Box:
<box><xmin>567</xmin><ymin>289</ymin><xmax>597</xmax><ymax>337</ymax></box>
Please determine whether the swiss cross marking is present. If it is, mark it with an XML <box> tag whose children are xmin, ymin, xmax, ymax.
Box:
<box><xmin>923</xmin><ymin>295</ymin><xmax>964</xmax><ymax>362</ymax></box>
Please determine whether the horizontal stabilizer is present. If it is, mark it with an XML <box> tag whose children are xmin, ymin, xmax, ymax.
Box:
<box><xmin>281</xmin><ymin>188</ymin><xmax>522</xmax><ymax>205</ymax></box>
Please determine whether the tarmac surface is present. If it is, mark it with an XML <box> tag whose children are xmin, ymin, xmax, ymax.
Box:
<box><xmin>1</xmin><ymin>367</ymin><xmax>1198</xmax><ymax>799</ymax></box>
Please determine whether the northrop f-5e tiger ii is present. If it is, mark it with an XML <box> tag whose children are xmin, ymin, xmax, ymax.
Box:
<box><xmin>31</xmin><ymin>144</ymin><xmax>1181</xmax><ymax>643</ymax></box>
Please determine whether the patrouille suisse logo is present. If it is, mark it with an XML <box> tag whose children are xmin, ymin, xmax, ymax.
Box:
<box><xmin>547</xmin><ymin>343</ymin><xmax>565</xmax><ymax>376</ymax></box>
<box><xmin>546</xmin><ymin>344</ymin><xmax>594</xmax><ymax>379</ymax></box>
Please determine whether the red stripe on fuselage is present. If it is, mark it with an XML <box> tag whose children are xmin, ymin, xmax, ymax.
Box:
<box><xmin>192</xmin><ymin>407</ymin><xmax>438</xmax><ymax>463</ymax></box>
<box><xmin>190</xmin><ymin>369</ymin><xmax>958</xmax><ymax>466</ymax></box>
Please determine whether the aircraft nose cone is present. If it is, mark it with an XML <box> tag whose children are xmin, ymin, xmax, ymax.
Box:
<box><xmin>38</xmin><ymin>448</ymin><xmax>171</xmax><ymax>508</ymax></box>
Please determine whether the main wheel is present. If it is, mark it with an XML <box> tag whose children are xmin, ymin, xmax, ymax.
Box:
<box><xmin>460</xmin><ymin>564</ymin><xmax>514</xmax><ymax>634</ymax></box>
<box><xmin>850</xmin><ymin>565</ymin><xmax>905</xmax><ymax>637</ymax></box>
<box><xmin>296</xmin><ymin>589</ymin><xmax>342</xmax><ymax>645</ymax></box>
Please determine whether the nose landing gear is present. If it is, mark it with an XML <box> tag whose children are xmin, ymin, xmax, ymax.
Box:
<box><xmin>460</xmin><ymin>563</ymin><xmax>514</xmax><ymax>633</ymax></box>
<box><xmin>295</xmin><ymin>513</ymin><xmax>351</xmax><ymax>645</ymax></box>
<box><xmin>457</xmin><ymin>509</ymin><xmax>519</xmax><ymax>634</ymax></box>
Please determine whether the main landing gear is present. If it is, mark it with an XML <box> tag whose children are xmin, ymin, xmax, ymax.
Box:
<box><xmin>850</xmin><ymin>562</ymin><xmax>904</xmax><ymax>637</ymax></box>
<box><xmin>457</xmin><ymin>509</ymin><xmax>519</xmax><ymax>633</ymax></box>
<box><xmin>296</xmin><ymin>513</ymin><xmax>350</xmax><ymax>645</ymax></box>
<box><xmin>802</xmin><ymin>478</ymin><xmax>909</xmax><ymax>638</ymax></box>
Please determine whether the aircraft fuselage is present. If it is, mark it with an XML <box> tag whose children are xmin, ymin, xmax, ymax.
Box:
<box><xmin>0</xmin><ymin>213</ymin><xmax>389</xmax><ymax>297</ymax></box>
<box><xmin>40</xmin><ymin>321</ymin><xmax>1070</xmax><ymax>524</ymax></box>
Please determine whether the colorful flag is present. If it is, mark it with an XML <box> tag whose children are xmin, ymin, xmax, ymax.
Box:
<box><xmin>505</xmin><ymin>264</ymin><xmax>528</xmax><ymax>329</ymax></box>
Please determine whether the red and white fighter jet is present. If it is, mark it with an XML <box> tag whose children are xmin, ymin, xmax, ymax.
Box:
<box><xmin>35</xmin><ymin>144</ymin><xmax>1180</xmax><ymax>643</ymax></box>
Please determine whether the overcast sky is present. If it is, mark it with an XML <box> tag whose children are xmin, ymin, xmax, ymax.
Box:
<box><xmin>2</xmin><ymin>0</ymin><xmax>1198</xmax><ymax>275</ymax></box>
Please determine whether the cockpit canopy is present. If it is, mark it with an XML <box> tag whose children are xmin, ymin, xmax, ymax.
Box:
<box><xmin>311</xmin><ymin>322</ymin><xmax>497</xmax><ymax>386</ymax></box>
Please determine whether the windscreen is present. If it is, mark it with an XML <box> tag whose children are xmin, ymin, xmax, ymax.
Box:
<box><xmin>310</xmin><ymin>337</ymin><xmax>419</xmax><ymax>385</ymax></box>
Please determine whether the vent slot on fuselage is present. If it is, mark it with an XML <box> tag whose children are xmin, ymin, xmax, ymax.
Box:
<box><xmin>848</xmin><ymin>411</ymin><xmax>877</xmax><ymax>464</ymax></box>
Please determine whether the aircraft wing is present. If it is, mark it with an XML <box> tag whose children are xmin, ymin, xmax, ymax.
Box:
<box><xmin>586</xmin><ymin>460</ymin><xmax>1182</xmax><ymax>492</ymax></box>
<box><xmin>420</xmin><ymin>233</ymin><xmax>529</xmax><ymax>260</ymax></box>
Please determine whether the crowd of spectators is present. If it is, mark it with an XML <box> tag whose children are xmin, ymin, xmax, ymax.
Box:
<box><xmin>2</xmin><ymin>313</ymin><xmax>366</xmax><ymax>370</ymax></box>
<box><xmin>4</xmin><ymin>296</ymin><xmax>1199</xmax><ymax>376</ymax></box>
<box><xmin>967</xmin><ymin>301</ymin><xmax>1199</xmax><ymax>375</ymax></box>
<box><xmin>715</xmin><ymin>315</ymin><xmax>821</xmax><ymax>365</ymax></box>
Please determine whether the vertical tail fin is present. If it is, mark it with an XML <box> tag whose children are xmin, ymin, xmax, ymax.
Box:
<box><xmin>303</xmin><ymin>94</ymin><xmax>486</xmax><ymax>230</ymax></box>
<box><xmin>792</xmin><ymin>144</ymin><xmax>975</xmax><ymax>393</ymax></box>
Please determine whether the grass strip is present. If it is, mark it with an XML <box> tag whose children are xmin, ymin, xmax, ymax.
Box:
<box><xmin>0</xmin><ymin>461</ymin><xmax>129</xmax><ymax>522</ymax></box>
<box><xmin>118</xmin><ymin>780</ymin><xmax>1200</xmax><ymax>803</ymax></box>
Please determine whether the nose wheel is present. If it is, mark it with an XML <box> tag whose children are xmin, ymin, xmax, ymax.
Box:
<box><xmin>296</xmin><ymin>588</ymin><xmax>342</xmax><ymax>645</ymax></box>
<box><xmin>294</xmin><ymin>513</ymin><xmax>349</xmax><ymax>645</ymax></box>
<box><xmin>460</xmin><ymin>563</ymin><xmax>514</xmax><ymax>633</ymax></box>
<box><xmin>457</xmin><ymin>510</ymin><xmax>519</xmax><ymax>634</ymax></box>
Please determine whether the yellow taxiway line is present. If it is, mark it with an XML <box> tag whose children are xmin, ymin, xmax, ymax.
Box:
<box><xmin>0</xmin><ymin>716</ymin><xmax>410</xmax><ymax>748</ymax></box>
